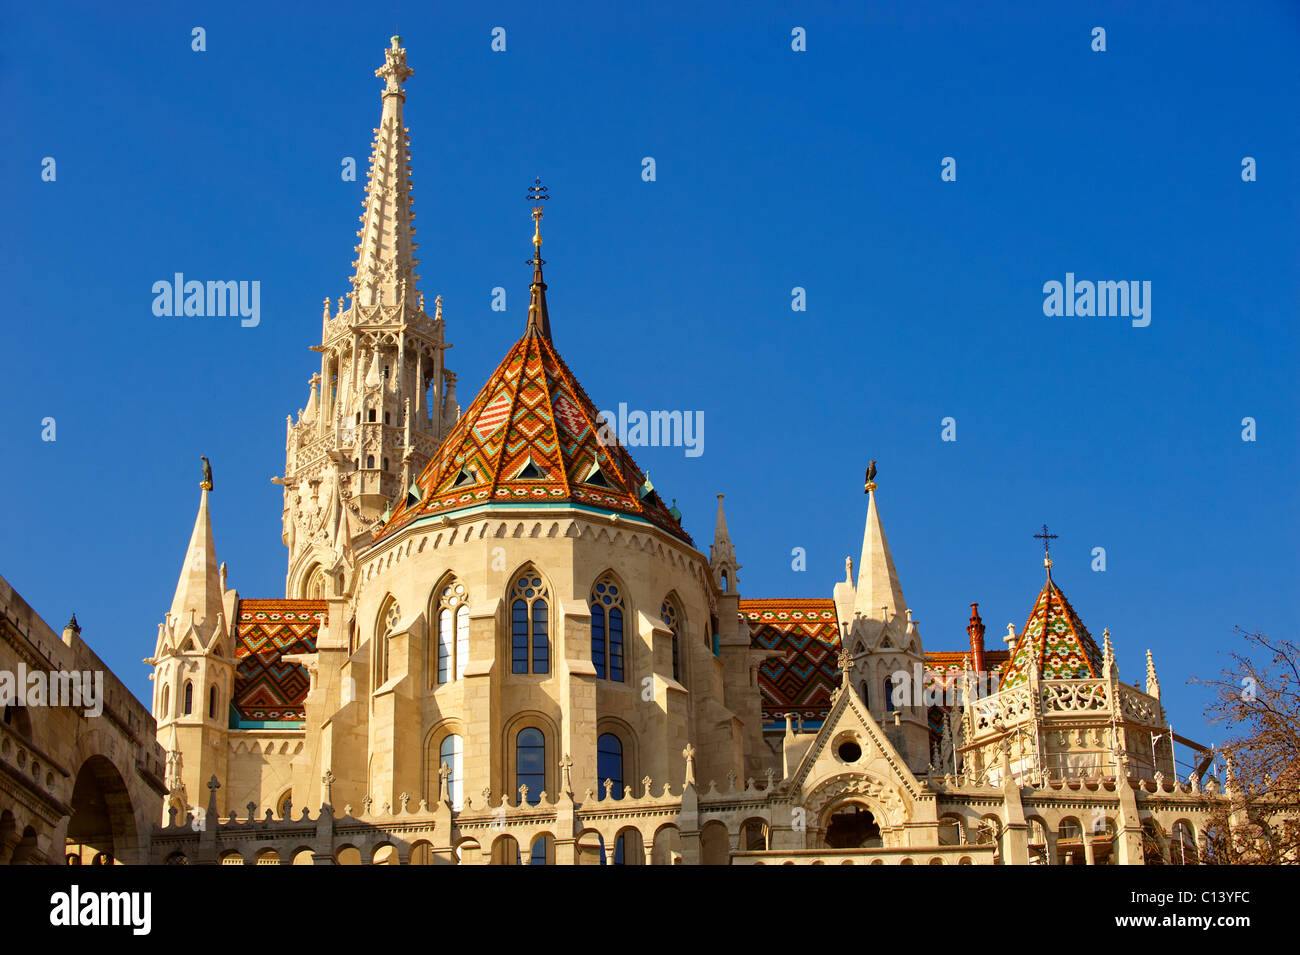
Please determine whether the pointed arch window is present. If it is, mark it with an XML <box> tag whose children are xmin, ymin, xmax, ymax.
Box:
<box><xmin>439</xmin><ymin>734</ymin><xmax>463</xmax><ymax>811</ymax></box>
<box><xmin>597</xmin><ymin>733</ymin><xmax>624</xmax><ymax>801</ymax></box>
<box><xmin>590</xmin><ymin>576</ymin><xmax>625</xmax><ymax>682</ymax></box>
<box><xmin>208</xmin><ymin>686</ymin><xmax>218</xmax><ymax>720</ymax></box>
<box><xmin>375</xmin><ymin>598</ymin><xmax>399</xmax><ymax>690</ymax></box>
<box><xmin>515</xmin><ymin>728</ymin><xmax>546</xmax><ymax>805</ymax></box>
<box><xmin>883</xmin><ymin>676</ymin><xmax>896</xmax><ymax>713</ymax></box>
<box><xmin>304</xmin><ymin>565</ymin><xmax>327</xmax><ymax>599</ymax></box>
<box><xmin>510</xmin><ymin>571</ymin><xmax>549</xmax><ymax>675</ymax></box>
<box><xmin>160</xmin><ymin>684</ymin><xmax>170</xmax><ymax>719</ymax></box>
<box><xmin>182</xmin><ymin>681</ymin><xmax>193</xmax><ymax>716</ymax></box>
<box><xmin>661</xmin><ymin>599</ymin><xmax>681</xmax><ymax>682</ymax></box>
<box><xmin>435</xmin><ymin>580</ymin><xmax>470</xmax><ymax>685</ymax></box>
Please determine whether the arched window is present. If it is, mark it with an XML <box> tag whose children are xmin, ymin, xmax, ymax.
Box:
<box><xmin>883</xmin><ymin>676</ymin><xmax>895</xmax><ymax>713</ymax></box>
<box><xmin>439</xmin><ymin>734</ymin><xmax>463</xmax><ymax>811</ymax></box>
<box><xmin>435</xmin><ymin>580</ymin><xmax>469</xmax><ymax>685</ymax></box>
<box><xmin>304</xmin><ymin>565</ymin><xmax>327</xmax><ymax>599</ymax></box>
<box><xmin>510</xmin><ymin>571</ymin><xmax>549</xmax><ymax>675</ymax></box>
<box><xmin>2</xmin><ymin>704</ymin><xmax>31</xmax><ymax>740</ymax></box>
<box><xmin>590</xmin><ymin>576</ymin><xmax>625</xmax><ymax>682</ymax></box>
<box><xmin>661</xmin><ymin>598</ymin><xmax>681</xmax><ymax>681</ymax></box>
<box><xmin>183</xmin><ymin>681</ymin><xmax>193</xmax><ymax>716</ymax></box>
<box><xmin>368</xmin><ymin>408</ymin><xmax>376</xmax><ymax>423</ymax></box>
<box><xmin>597</xmin><ymin>733</ymin><xmax>624</xmax><ymax>800</ymax></box>
<box><xmin>366</xmin><ymin>454</ymin><xmax>375</xmax><ymax>469</ymax></box>
<box><xmin>160</xmin><ymin>685</ymin><xmax>170</xmax><ymax>719</ymax></box>
<box><xmin>529</xmin><ymin>834</ymin><xmax>550</xmax><ymax>865</ymax></box>
<box><xmin>515</xmin><ymin>728</ymin><xmax>546</xmax><ymax>805</ymax></box>
<box><xmin>208</xmin><ymin>686</ymin><xmax>218</xmax><ymax>720</ymax></box>
<box><xmin>859</xmin><ymin>681</ymin><xmax>870</xmax><ymax>709</ymax></box>
<box><xmin>375</xmin><ymin>598</ymin><xmax>399</xmax><ymax>690</ymax></box>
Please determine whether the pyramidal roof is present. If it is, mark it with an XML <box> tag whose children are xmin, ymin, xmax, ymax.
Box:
<box><xmin>852</xmin><ymin>487</ymin><xmax>908</xmax><ymax>622</ymax></box>
<box><xmin>999</xmin><ymin>574</ymin><xmax>1105</xmax><ymax>688</ymax></box>
<box><xmin>380</xmin><ymin>189</ymin><xmax>690</xmax><ymax>544</ymax></box>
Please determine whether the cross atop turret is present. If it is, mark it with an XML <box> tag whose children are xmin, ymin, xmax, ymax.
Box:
<box><xmin>1034</xmin><ymin>523</ymin><xmax>1058</xmax><ymax>577</ymax></box>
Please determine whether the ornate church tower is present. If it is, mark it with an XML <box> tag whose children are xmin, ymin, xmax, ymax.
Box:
<box><xmin>147</xmin><ymin>470</ymin><xmax>239</xmax><ymax>823</ymax></box>
<box><xmin>839</xmin><ymin>473</ymin><xmax>930</xmax><ymax>770</ymax></box>
<box><xmin>279</xmin><ymin>36</ymin><xmax>459</xmax><ymax>598</ymax></box>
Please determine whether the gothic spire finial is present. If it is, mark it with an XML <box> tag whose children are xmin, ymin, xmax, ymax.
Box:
<box><xmin>525</xmin><ymin>178</ymin><xmax>552</xmax><ymax>340</ymax></box>
<box><xmin>376</xmin><ymin>35</ymin><xmax>414</xmax><ymax>96</ymax></box>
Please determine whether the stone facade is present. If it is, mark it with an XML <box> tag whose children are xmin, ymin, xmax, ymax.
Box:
<box><xmin>0</xmin><ymin>574</ymin><xmax>165</xmax><ymax>865</ymax></box>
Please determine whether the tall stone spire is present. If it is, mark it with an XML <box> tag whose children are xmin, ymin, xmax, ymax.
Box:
<box><xmin>169</xmin><ymin>479</ymin><xmax>222</xmax><ymax>636</ymax></box>
<box><xmin>852</xmin><ymin>482</ymin><xmax>908</xmax><ymax>624</ymax></box>
<box><xmin>351</xmin><ymin>35</ymin><xmax>419</xmax><ymax>309</ymax></box>
<box><xmin>279</xmin><ymin>36</ymin><xmax>458</xmax><ymax>596</ymax></box>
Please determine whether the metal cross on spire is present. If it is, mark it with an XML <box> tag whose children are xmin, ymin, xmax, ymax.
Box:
<box><xmin>527</xmin><ymin>177</ymin><xmax>549</xmax><ymax>257</ymax></box>
<box><xmin>525</xmin><ymin>178</ymin><xmax>553</xmax><ymax>340</ymax></box>
<box><xmin>1034</xmin><ymin>523</ymin><xmax>1058</xmax><ymax>577</ymax></box>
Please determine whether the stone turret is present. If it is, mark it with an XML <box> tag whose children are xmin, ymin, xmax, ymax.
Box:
<box><xmin>279</xmin><ymin>35</ymin><xmax>459</xmax><ymax>598</ymax></box>
<box><xmin>148</xmin><ymin>470</ymin><xmax>239</xmax><ymax>824</ymax></box>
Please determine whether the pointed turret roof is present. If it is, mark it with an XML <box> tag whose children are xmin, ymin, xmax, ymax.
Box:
<box><xmin>350</xmin><ymin>36</ymin><xmax>420</xmax><ymax>309</ymax></box>
<box><xmin>380</xmin><ymin>186</ymin><xmax>690</xmax><ymax>544</ymax></box>
<box><xmin>999</xmin><ymin>575</ymin><xmax>1105</xmax><ymax>688</ymax></box>
<box><xmin>852</xmin><ymin>485</ymin><xmax>908</xmax><ymax>622</ymax></box>
<box><xmin>169</xmin><ymin>484</ymin><xmax>223</xmax><ymax>633</ymax></box>
<box><xmin>710</xmin><ymin>494</ymin><xmax>736</xmax><ymax>569</ymax></box>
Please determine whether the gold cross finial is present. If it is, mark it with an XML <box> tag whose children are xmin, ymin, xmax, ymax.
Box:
<box><xmin>527</xmin><ymin>177</ymin><xmax>549</xmax><ymax>250</ymax></box>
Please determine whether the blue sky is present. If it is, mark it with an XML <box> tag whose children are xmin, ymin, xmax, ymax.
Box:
<box><xmin>2</xmin><ymin>1</ymin><xmax>1296</xmax><ymax>760</ymax></box>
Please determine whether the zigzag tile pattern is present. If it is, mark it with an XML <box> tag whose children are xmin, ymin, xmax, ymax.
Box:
<box><xmin>742</xmin><ymin>598</ymin><xmax>842</xmax><ymax>728</ymax></box>
<box><xmin>232</xmin><ymin>599</ymin><xmax>326</xmax><ymax>723</ymax></box>
<box><xmin>380</xmin><ymin>325</ymin><xmax>691</xmax><ymax>544</ymax></box>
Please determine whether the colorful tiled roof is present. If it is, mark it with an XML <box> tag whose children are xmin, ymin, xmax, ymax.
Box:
<box><xmin>232</xmin><ymin>599</ymin><xmax>326</xmax><ymax>724</ymax></box>
<box><xmin>924</xmin><ymin>649</ymin><xmax>1011</xmax><ymax>676</ymax></box>
<box><xmin>381</xmin><ymin>322</ymin><xmax>690</xmax><ymax>545</ymax></box>
<box><xmin>742</xmin><ymin>598</ymin><xmax>842</xmax><ymax>729</ymax></box>
<box><xmin>998</xmin><ymin>577</ymin><xmax>1104</xmax><ymax>689</ymax></box>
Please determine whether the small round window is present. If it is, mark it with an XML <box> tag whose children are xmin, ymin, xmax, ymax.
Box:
<box><xmin>837</xmin><ymin>740</ymin><xmax>862</xmax><ymax>763</ymax></box>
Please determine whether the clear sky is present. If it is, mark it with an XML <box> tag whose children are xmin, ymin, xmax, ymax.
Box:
<box><xmin>2</xmin><ymin>1</ymin><xmax>1296</xmax><ymax>761</ymax></box>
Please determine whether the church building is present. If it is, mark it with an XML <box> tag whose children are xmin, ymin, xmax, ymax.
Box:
<box><xmin>145</xmin><ymin>37</ymin><xmax>1225</xmax><ymax>865</ymax></box>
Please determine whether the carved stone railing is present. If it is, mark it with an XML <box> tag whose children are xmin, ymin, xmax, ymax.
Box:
<box><xmin>1041</xmin><ymin>679</ymin><xmax>1109</xmax><ymax>715</ymax></box>
<box><xmin>1117</xmin><ymin>684</ymin><xmax>1162</xmax><ymax>726</ymax></box>
<box><xmin>731</xmin><ymin>844</ymin><xmax>997</xmax><ymax>866</ymax></box>
<box><xmin>972</xmin><ymin>685</ymin><xmax>1033</xmax><ymax>732</ymax></box>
